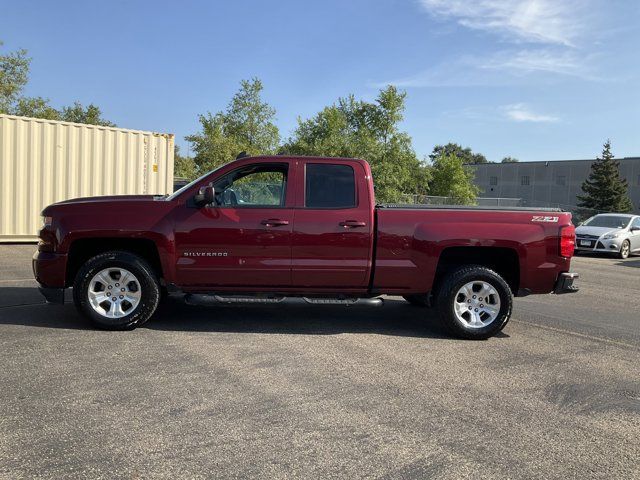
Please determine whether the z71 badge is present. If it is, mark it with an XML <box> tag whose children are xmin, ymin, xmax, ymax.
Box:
<box><xmin>531</xmin><ymin>216</ymin><xmax>559</xmax><ymax>223</ymax></box>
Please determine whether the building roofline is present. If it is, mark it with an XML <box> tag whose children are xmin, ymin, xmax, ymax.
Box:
<box><xmin>467</xmin><ymin>157</ymin><xmax>640</xmax><ymax>167</ymax></box>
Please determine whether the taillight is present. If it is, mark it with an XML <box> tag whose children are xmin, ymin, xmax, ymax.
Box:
<box><xmin>560</xmin><ymin>225</ymin><xmax>575</xmax><ymax>257</ymax></box>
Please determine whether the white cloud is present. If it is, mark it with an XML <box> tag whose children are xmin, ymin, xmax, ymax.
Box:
<box><xmin>501</xmin><ymin>103</ymin><xmax>559</xmax><ymax>122</ymax></box>
<box><xmin>371</xmin><ymin>48</ymin><xmax>592</xmax><ymax>88</ymax></box>
<box><xmin>481</xmin><ymin>49</ymin><xmax>599</xmax><ymax>78</ymax></box>
<box><xmin>419</xmin><ymin>0</ymin><xmax>592</xmax><ymax>46</ymax></box>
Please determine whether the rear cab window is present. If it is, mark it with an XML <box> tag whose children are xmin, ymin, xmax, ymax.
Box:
<box><xmin>305</xmin><ymin>163</ymin><xmax>356</xmax><ymax>209</ymax></box>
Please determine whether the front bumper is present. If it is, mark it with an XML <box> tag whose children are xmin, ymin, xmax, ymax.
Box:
<box><xmin>575</xmin><ymin>237</ymin><xmax>622</xmax><ymax>253</ymax></box>
<box><xmin>32</xmin><ymin>250</ymin><xmax>68</xmax><ymax>287</ymax></box>
<box><xmin>554</xmin><ymin>272</ymin><xmax>579</xmax><ymax>294</ymax></box>
<box><xmin>38</xmin><ymin>286</ymin><xmax>65</xmax><ymax>304</ymax></box>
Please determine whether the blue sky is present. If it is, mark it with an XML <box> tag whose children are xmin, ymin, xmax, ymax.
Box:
<box><xmin>1</xmin><ymin>0</ymin><xmax>639</xmax><ymax>161</ymax></box>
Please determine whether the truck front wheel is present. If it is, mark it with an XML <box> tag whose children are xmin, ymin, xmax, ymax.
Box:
<box><xmin>72</xmin><ymin>251</ymin><xmax>160</xmax><ymax>330</ymax></box>
<box><xmin>436</xmin><ymin>266</ymin><xmax>513</xmax><ymax>340</ymax></box>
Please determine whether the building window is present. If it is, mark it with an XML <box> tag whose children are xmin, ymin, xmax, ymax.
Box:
<box><xmin>521</xmin><ymin>176</ymin><xmax>530</xmax><ymax>186</ymax></box>
<box><xmin>637</xmin><ymin>174</ymin><xmax>640</xmax><ymax>186</ymax></box>
<box><xmin>556</xmin><ymin>175</ymin><xmax>566</xmax><ymax>186</ymax></box>
<box><xmin>490</xmin><ymin>176</ymin><xmax>498</xmax><ymax>186</ymax></box>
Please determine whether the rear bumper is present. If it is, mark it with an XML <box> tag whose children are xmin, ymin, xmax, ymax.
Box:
<box><xmin>554</xmin><ymin>272</ymin><xmax>579</xmax><ymax>294</ymax></box>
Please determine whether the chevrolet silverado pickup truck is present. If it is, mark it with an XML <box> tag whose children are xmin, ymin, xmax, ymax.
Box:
<box><xmin>33</xmin><ymin>155</ymin><xmax>578</xmax><ymax>339</ymax></box>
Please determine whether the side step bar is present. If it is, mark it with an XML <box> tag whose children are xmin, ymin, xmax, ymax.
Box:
<box><xmin>184</xmin><ymin>294</ymin><xmax>384</xmax><ymax>307</ymax></box>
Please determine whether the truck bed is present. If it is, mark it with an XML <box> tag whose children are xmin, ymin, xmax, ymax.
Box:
<box><xmin>377</xmin><ymin>204</ymin><xmax>563</xmax><ymax>212</ymax></box>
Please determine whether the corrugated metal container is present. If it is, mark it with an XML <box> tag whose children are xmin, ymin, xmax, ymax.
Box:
<box><xmin>0</xmin><ymin>114</ymin><xmax>174</xmax><ymax>242</ymax></box>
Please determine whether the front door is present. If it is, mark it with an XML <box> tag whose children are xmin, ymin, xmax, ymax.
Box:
<box><xmin>291</xmin><ymin>161</ymin><xmax>374</xmax><ymax>289</ymax></box>
<box><xmin>174</xmin><ymin>162</ymin><xmax>294</xmax><ymax>288</ymax></box>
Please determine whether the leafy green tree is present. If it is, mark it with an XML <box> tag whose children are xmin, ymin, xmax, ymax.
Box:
<box><xmin>282</xmin><ymin>86</ymin><xmax>430</xmax><ymax>202</ymax></box>
<box><xmin>60</xmin><ymin>102</ymin><xmax>115</xmax><ymax>126</ymax></box>
<box><xmin>1</xmin><ymin>40</ymin><xmax>114</xmax><ymax>126</ymax></box>
<box><xmin>186</xmin><ymin>78</ymin><xmax>280</xmax><ymax>173</ymax></box>
<box><xmin>429</xmin><ymin>152</ymin><xmax>479</xmax><ymax>205</ymax></box>
<box><xmin>501</xmin><ymin>156</ymin><xmax>519</xmax><ymax>163</ymax></box>
<box><xmin>429</xmin><ymin>143</ymin><xmax>489</xmax><ymax>164</ymax></box>
<box><xmin>12</xmin><ymin>96</ymin><xmax>60</xmax><ymax>120</ymax></box>
<box><xmin>0</xmin><ymin>41</ymin><xmax>30</xmax><ymax>113</ymax></box>
<box><xmin>173</xmin><ymin>145</ymin><xmax>198</xmax><ymax>180</ymax></box>
<box><xmin>577</xmin><ymin>140</ymin><xmax>633</xmax><ymax>213</ymax></box>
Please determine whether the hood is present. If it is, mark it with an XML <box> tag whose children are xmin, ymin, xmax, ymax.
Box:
<box><xmin>575</xmin><ymin>225</ymin><xmax>624</xmax><ymax>237</ymax></box>
<box><xmin>42</xmin><ymin>194</ymin><xmax>163</xmax><ymax>215</ymax></box>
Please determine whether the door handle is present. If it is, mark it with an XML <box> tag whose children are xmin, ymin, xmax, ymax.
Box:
<box><xmin>339</xmin><ymin>220</ymin><xmax>367</xmax><ymax>228</ymax></box>
<box><xmin>261</xmin><ymin>218</ymin><xmax>289</xmax><ymax>227</ymax></box>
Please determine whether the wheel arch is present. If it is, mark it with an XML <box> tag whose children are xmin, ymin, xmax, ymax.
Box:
<box><xmin>66</xmin><ymin>238</ymin><xmax>164</xmax><ymax>287</ymax></box>
<box><xmin>433</xmin><ymin>246</ymin><xmax>520</xmax><ymax>295</ymax></box>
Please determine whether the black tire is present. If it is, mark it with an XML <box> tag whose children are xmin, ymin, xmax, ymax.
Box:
<box><xmin>73</xmin><ymin>251</ymin><xmax>160</xmax><ymax>330</ymax></box>
<box><xmin>403</xmin><ymin>294</ymin><xmax>430</xmax><ymax>307</ymax></box>
<box><xmin>618</xmin><ymin>240</ymin><xmax>630</xmax><ymax>259</ymax></box>
<box><xmin>435</xmin><ymin>265</ymin><xmax>513</xmax><ymax>340</ymax></box>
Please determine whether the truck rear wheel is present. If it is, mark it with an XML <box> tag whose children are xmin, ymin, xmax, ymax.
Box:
<box><xmin>436</xmin><ymin>265</ymin><xmax>512</xmax><ymax>340</ymax></box>
<box><xmin>73</xmin><ymin>251</ymin><xmax>160</xmax><ymax>330</ymax></box>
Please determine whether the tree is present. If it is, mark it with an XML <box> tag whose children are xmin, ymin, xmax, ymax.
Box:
<box><xmin>186</xmin><ymin>78</ymin><xmax>280</xmax><ymax>173</ymax></box>
<box><xmin>577</xmin><ymin>140</ymin><xmax>633</xmax><ymax>213</ymax></box>
<box><xmin>429</xmin><ymin>152</ymin><xmax>479</xmax><ymax>205</ymax></box>
<box><xmin>1</xmin><ymin>40</ymin><xmax>114</xmax><ymax>126</ymax></box>
<box><xmin>282</xmin><ymin>86</ymin><xmax>430</xmax><ymax>202</ymax></box>
<box><xmin>0</xmin><ymin>41</ymin><xmax>30</xmax><ymax>113</ymax></box>
<box><xmin>501</xmin><ymin>156</ymin><xmax>519</xmax><ymax>163</ymax></box>
<box><xmin>429</xmin><ymin>143</ymin><xmax>489</xmax><ymax>165</ymax></box>
<box><xmin>60</xmin><ymin>102</ymin><xmax>115</xmax><ymax>126</ymax></box>
<box><xmin>12</xmin><ymin>96</ymin><xmax>60</xmax><ymax>120</ymax></box>
<box><xmin>173</xmin><ymin>145</ymin><xmax>197</xmax><ymax>180</ymax></box>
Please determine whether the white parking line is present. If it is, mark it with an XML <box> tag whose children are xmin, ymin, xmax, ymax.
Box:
<box><xmin>0</xmin><ymin>278</ymin><xmax>36</xmax><ymax>284</ymax></box>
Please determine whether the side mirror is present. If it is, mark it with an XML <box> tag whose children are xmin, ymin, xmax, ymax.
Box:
<box><xmin>631</xmin><ymin>226</ymin><xmax>640</xmax><ymax>232</ymax></box>
<box><xmin>194</xmin><ymin>185</ymin><xmax>215</xmax><ymax>206</ymax></box>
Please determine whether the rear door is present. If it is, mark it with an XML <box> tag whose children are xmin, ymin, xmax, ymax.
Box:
<box><xmin>291</xmin><ymin>160</ymin><xmax>374</xmax><ymax>289</ymax></box>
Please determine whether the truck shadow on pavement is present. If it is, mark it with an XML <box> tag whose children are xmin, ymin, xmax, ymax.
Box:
<box><xmin>0</xmin><ymin>287</ymin><xmax>488</xmax><ymax>340</ymax></box>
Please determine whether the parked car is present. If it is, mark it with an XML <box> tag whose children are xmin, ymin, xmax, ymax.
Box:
<box><xmin>33</xmin><ymin>155</ymin><xmax>578</xmax><ymax>340</ymax></box>
<box><xmin>575</xmin><ymin>213</ymin><xmax>640</xmax><ymax>259</ymax></box>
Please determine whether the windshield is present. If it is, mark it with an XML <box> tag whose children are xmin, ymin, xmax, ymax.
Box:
<box><xmin>582</xmin><ymin>215</ymin><xmax>631</xmax><ymax>229</ymax></box>
<box><xmin>166</xmin><ymin>162</ymin><xmax>230</xmax><ymax>201</ymax></box>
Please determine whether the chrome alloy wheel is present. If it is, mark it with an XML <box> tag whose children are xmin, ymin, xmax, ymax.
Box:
<box><xmin>87</xmin><ymin>268</ymin><xmax>141</xmax><ymax>318</ymax></box>
<box><xmin>453</xmin><ymin>281</ymin><xmax>501</xmax><ymax>329</ymax></box>
<box><xmin>621</xmin><ymin>241</ymin><xmax>630</xmax><ymax>258</ymax></box>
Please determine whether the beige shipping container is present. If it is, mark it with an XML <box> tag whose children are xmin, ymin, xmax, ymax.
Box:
<box><xmin>0</xmin><ymin>114</ymin><xmax>174</xmax><ymax>242</ymax></box>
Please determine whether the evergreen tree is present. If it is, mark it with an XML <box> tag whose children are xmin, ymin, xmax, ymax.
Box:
<box><xmin>577</xmin><ymin>140</ymin><xmax>633</xmax><ymax>213</ymax></box>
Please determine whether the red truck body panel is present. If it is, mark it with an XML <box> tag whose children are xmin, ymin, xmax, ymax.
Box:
<box><xmin>33</xmin><ymin>156</ymin><xmax>574</xmax><ymax>297</ymax></box>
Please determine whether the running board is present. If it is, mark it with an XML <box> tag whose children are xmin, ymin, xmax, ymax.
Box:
<box><xmin>184</xmin><ymin>294</ymin><xmax>383</xmax><ymax>307</ymax></box>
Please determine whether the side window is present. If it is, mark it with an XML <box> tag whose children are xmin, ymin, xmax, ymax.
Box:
<box><xmin>305</xmin><ymin>164</ymin><xmax>356</xmax><ymax>209</ymax></box>
<box><xmin>213</xmin><ymin>164</ymin><xmax>287</xmax><ymax>207</ymax></box>
<box><xmin>632</xmin><ymin>217</ymin><xmax>640</xmax><ymax>229</ymax></box>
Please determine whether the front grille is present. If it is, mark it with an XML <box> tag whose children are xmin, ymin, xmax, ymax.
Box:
<box><xmin>576</xmin><ymin>234</ymin><xmax>599</xmax><ymax>240</ymax></box>
<box><xmin>596</xmin><ymin>241</ymin><xmax>605</xmax><ymax>249</ymax></box>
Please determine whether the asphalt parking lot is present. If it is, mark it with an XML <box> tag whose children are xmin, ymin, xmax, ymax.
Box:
<box><xmin>1</xmin><ymin>245</ymin><xmax>638</xmax><ymax>479</ymax></box>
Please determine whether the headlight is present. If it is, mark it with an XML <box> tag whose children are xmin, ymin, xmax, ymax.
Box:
<box><xmin>42</xmin><ymin>216</ymin><xmax>52</xmax><ymax>227</ymax></box>
<box><xmin>603</xmin><ymin>233</ymin><xmax>619</xmax><ymax>239</ymax></box>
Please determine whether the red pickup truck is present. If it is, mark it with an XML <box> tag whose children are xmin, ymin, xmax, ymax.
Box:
<box><xmin>33</xmin><ymin>155</ymin><xmax>578</xmax><ymax>339</ymax></box>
